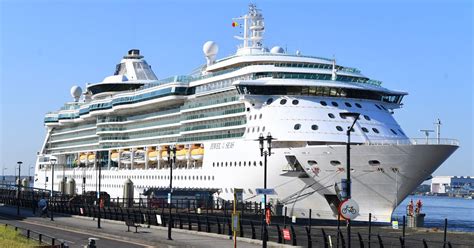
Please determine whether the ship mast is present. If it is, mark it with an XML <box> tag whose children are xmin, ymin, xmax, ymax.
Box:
<box><xmin>233</xmin><ymin>4</ymin><xmax>265</xmax><ymax>54</ymax></box>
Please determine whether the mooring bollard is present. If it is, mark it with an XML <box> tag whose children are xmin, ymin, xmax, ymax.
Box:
<box><xmin>443</xmin><ymin>218</ymin><xmax>448</xmax><ymax>248</ymax></box>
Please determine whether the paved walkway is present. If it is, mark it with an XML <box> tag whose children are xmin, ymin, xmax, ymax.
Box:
<box><xmin>0</xmin><ymin>204</ymin><xmax>292</xmax><ymax>248</ymax></box>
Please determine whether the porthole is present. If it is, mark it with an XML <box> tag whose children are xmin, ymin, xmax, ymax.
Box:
<box><xmin>249</xmin><ymin>115</ymin><xmax>252</xmax><ymax>120</ymax></box>
<box><xmin>266</xmin><ymin>98</ymin><xmax>274</xmax><ymax>105</ymax></box>
<box><xmin>239</xmin><ymin>161</ymin><xmax>242</xmax><ymax>166</ymax></box>
<box><xmin>259</xmin><ymin>114</ymin><xmax>262</xmax><ymax>119</ymax></box>
<box><xmin>345</xmin><ymin>102</ymin><xmax>352</xmax><ymax>107</ymax></box>
<box><xmin>292</xmin><ymin>99</ymin><xmax>299</xmax><ymax>105</ymax></box>
<box><xmin>234</xmin><ymin>161</ymin><xmax>237</xmax><ymax>166</ymax></box>
<box><xmin>244</xmin><ymin>161</ymin><xmax>246</xmax><ymax>166</ymax></box>
<box><xmin>212</xmin><ymin>162</ymin><xmax>215</xmax><ymax>167</ymax></box>
<box><xmin>330</xmin><ymin>160</ymin><xmax>341</xmax><ymax>166</ymax></box>
<box><xmin>253</xmin><ymin>161</ymin><xmax>257</xmax><ymax>166</ymax></box>
<box><xmin>225</xmin><ymin>162</ymin><xmax>228</xmax><ymax>167</ymax></box>
<box><xmin>257</xmin><ymin>127</ymin><xmax>260</xmax><ymax>132</ymax></box>
<box><xmin>369</xmin><ymin>160</ymin><xmax>381</xmax><ymax>166</ymax></box>
<box><xmin>355</xmin><ymin>103</ymin><xmax>362</xmax><ymax>108</ymax></box>
<box><xmin>308</xmin><ymin>160</ymin><xmax>318</xmax><ymax>165</ymax></box>
<box><xmin>372</xmin><ymin>128</ymin><xmax>380</xmax><ymax>133</ymax></box>
<box><xmin>398</xmin><ymin>129</ymin><xmax>405</xmax><ymax>135</ymax></box>
<box><xmin>259</xmin><ymin>161</ymin><xmax>263</xmax><ymax>166</ymax></box>
<box><xmin>262</xmin><ymin>126</ymin><xmax>266</xmax><ymax>132</ymax></box>
<box><xmin>364</xmin><ymin>115</ymin><xmax>371</xmax><ymax>121</ymax></box>
<box><xmin>331</xmin><ymin>101</ymin><xmax>339</xmax><ymax>107</ymax></box>
<box><xmin>375</xmin><ymin>104</ymin><xmax>382</xmax><ymax>110</ymax></box>
<box><xmin>336</xmin><ymin>126</ymin><xmax>344</xmax><ymax>132</ymax></box>
<box><xmin>339</xmin><ymin>113</ymin><xmax>346</xmax><ymax>119</ymax></box>
<box><xmin>390</xmin><ymin>129</ymin><xmax>397</xmax><ymax>135</ymax></box>
<box><xmin>320</xmin><ymin>101</ymin><xmax>327</xmax><ymax>106</ymax></box>
<box><xmin>311</xmin><ymin>124</ymin><xmax>318</xmax><ymax>130</ymax></box>
<box><xmin>328</xmin><ymin>113</ymin><xmax>335</xmax><ymax>119</ymax></box>
<box><xmin>254</xmin><ymin>114</ymin><xmax>257</xmax><ymax>119</ymax></box>
<box><xmin>280</xmin><ymin>99</ymin><xmax>287</xmax><ymax>105</ymax></box>
<box><xmin>294</xmin><ymin>124</ymin><xmax>301</xmax><ymax>130</ymax></box>
<box><xmin>362</xmin><ymin>127</ymin><xmax>369</xmax><ymax>133</ymax></box>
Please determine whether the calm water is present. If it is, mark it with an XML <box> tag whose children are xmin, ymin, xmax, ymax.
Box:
<box><xmin>393</xmin><ymin>195</ymin><xmax>474</xmax><ymax>232</ymax></box>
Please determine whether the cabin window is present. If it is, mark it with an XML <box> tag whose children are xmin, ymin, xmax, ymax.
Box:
<box><xmin>364</xmin><ymin>115</ymin><xmax>371</xmax><ymax>121</ymax></box>
<box><xmin>320</xmin><ymin>101</ymin><xmax>327</xmax><ymax>106</ymax></box>
<box><xmin>362</xmin><ymin>127</ymin><xmax>369</xmax><ymax>133</ymax></box>
<box><xmin>331</xmin><ymin>101</ymin><xmax>339</xmax><ymax>107</ymax></box>
<box><xmin>311</xmin><ymin>124</ymin><xmax>318</xmax><ymax>130</ymax></box>
<box><xmin>328</xmin><ymin>113</ymin><xmax>335</xmax><ymax>119</ymax></box>
<box><xmin>336</xmin><ymin>126</ymin><xmax>344</xmax><ymax>131</ymax></box>
<box><xmin>266</xmin><ymin>98</ymin><xmax>273</xmax><ymax>105</ymax></box>
<box><xmin>292</xmin><ymin>99</ymin><xmax>299</xmax><ymax>105</ymax></box>
<box><xmin>294</xmin><ymin>124</ymin><xmax>301</xmax><ymax>130</ymax></box>
<box><xmin>390</xmin><ymin>129</ymin><xmax>397</xmax><ymax>135</ymax></box>
<box><xmin>355</xmin><ymin>103</ymin><xmax>362</xmax><ymax>108</ymax></box>
<box><xmin>345</xmin><ymin>102</ymin><xmax>352</xmax><ymax>107</ymax></box>
<box><xmin>280</xmin><ymin>99</ymin><xmax>287</xmax><ymax>105</ymax></box>
<box><xmin>372</xmin><ymin>128</ymin><xmax>380</xmax><ymax>133</ymax></box>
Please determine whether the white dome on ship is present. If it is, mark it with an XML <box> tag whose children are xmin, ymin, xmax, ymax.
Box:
<box><xmin>70</xmin><ymin>86</ymin><xmax>82</xmax><ymax>102</ymax></box>
<box><xmin>270</xmin><ymin>46</ymin><xmax>285</xmax><ymax>54</ymax></box>
<box><xmin>203</xmin><ymin>41</ymin><xmax>219</xmax><ymax>56</ymax></box>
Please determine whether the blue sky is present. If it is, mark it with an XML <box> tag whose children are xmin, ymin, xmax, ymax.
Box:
<box><xmin>0</xmin><ymin>0</ymin><xmax>472</xmax><ymax>177</ymax></box>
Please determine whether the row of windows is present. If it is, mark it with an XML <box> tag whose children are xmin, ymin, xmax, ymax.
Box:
<box><xmin>213</xmin><ymin>161</ymin><xmax>263</xmax><ymax>167</ymax></box>
<box><xmin>293</xmin><ymin>123</ymin><xmax>405</xmax><ymax>135</ymax></box>
<box><xmin>246</xmin><ymin>126</ymin><xmax>266</xmax><ymax>133</ymax></box>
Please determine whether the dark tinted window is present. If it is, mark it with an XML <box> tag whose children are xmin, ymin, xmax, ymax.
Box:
<box><xmin>294</xmin><ymin>124</ymin><xmax>301</xmax><ymax>130</ymax></box>
<box><xmin>364</xmin><ymin>115</ymin><xmax>371</xmax><ymax>121</ymax></box>
<box><xmin>362</xmin><ymin>127</ymin><xmax>369</xmax><ymax>133</ymax></box>
<box><xmin>311</xmin><ymin>124</ymin><xmax>318</xmax><ymax>130</ymax></box>
<box><xmin>320</xmin><ymin>101</ymin><xmax>327</xmax><ymax>106</ymax></box>
<box><xmin>332</xmin><ymin>101</ymin><xmax>339</xmax><ymax>107</ymax></box>
<box><xmin>266</xmin><ymin>98</ymin><xmax>273</xmax><ymax>105</ymax></box>
<box><xmin>280</xmin><ymin>99</ymin><xmax>287</xmax><ymax>105</ymax></box>
<box><xmin>372</xmin><ymin>128</ymin><xmax>380</xmax><ymax>133</ymax></box>
<box><xmin>336</xmin><ymin>126</ymin><xmax>343</xmax><ymax>131</ymax></box>
<box><xmin>328</xmin><ymin>113</ymin><xmax>335</xmax><ymax>119</ymax></box>
<box><xmin>375</xmin><ymin>104</ymin><xmax>382</xmax><ymax>110</ymax></box>
<box><xmin>345</xmin><ymin>102</ymin><xmax>352</xmax><ymax>107</ymax></box>
<box><xmin>292</xmin><ymin>99</ymin><xmax>299</xmax><ymax>105</ymax></box>
<box><xmin>355</xmin><ymin>103</ymin><xmax>362</xmax><ymax>108</ymax></box>
<box><xmin>390</xmin><ymin>129</ymin><xmax>397</xmax><ymax>135</ymax></box>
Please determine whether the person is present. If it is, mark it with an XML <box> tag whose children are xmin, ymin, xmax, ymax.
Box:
<box><xmin>415</xmin><ymin>199</ymin><xmax>423</xmax><ymax>214</ymax></box>
<box><xmin>38</xmin><ymin>198</ymin><xmax>48</xmax><ymax>217</ymax></box>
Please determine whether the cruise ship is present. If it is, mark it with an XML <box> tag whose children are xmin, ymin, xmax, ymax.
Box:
<box><xmin>34</xmin><ymin>4</ymin><xmax>458</xmax><ymax>223</ymax></box>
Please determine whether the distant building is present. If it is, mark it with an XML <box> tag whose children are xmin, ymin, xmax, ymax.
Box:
<box><xmin>431</xmin><ymin>176</ymin><xmax>473</xmax><ymax>194</ymax></box>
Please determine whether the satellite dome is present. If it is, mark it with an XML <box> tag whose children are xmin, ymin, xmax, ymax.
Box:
<box><xmin>270</xmin><ymin>46</ymin><xmax>285</xmax><ymax>54</ymax></box>
<box><xmin>203</xmin><ymin>41</ymin><xmax>219</xmax><ymax>56</ymax></box>
<box><xmin>70</xmin><ymin>86</ymin><xmax>82</xmax><ymax>102</ymax></box>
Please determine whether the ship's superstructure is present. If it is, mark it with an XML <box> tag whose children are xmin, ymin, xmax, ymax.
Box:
<box><xmin>35</xmin><ymin>4</ymin><xmax>458</xmax><ymax>223</ymax></box>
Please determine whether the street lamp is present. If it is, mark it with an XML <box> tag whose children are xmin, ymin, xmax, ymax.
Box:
<box><xmin>97</xmin><ymin>151</ymin><xmax>102</xmax><ymax>229</ymax></box>
<box><xmin>166</xmin><ymin>145</ymin><xmax>176</xmax><ymax>240</ymax></box>
<box><xmin>28</xmin><ymin>166</ymin><xmax>34</xmax><ymax>183</ymax></box>
<box><xmin>257</xmin><ymin>132</ymin><xmax>274</xmax><ymax>248</ymax></box>
<box><xmin>50</xmin><ymin>156</ymin><xmax>57</xmax><ymax>221</ymax></box>
<box><xmin>17</xmin><ymin>161</ymin><xmax>23</xmax><ymax>215</ymax></box>
<box><xmin>339</xmin><ymin>112</ymin><xmax>360</xmax><ymax>248</ymax></box>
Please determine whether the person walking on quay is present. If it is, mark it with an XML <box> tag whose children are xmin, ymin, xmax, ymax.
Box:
<box><xmin>38</xmin><ymin>198</ymin><xmax>48</xmax><ymax>217</ymax></box>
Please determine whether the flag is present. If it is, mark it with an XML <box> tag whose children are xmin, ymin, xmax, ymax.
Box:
<box><xmin>232</xmin><ymin>21</ymin><xmax>238</xmax><ymax>27</ymax></box>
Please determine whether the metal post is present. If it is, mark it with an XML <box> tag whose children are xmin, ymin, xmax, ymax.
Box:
<box><xmin>263</xmin><ymin>151</ymin><xmax>267</xmax><ymax>248</ymax></box>
<box><xmin>98</xmin><ymin>152</ymin><xmax>101</xmax><ymax>229</ymax></box>
<box><xmin>168</xmin><ymin>146</ymin><xmax>175</xmax><ymax>240</ymax></box>
<box><xmin>443</xmin><ymin>218</ymin><xmax>447</xmax><ymax>248</ymax></box>
<box><xmin>17</xmin><ymin>161</ymin><xmax>22</xmax><ymax>215</ymax></box>
<box><xmin>368</xmin><ymin>213</ymin><xmax>372</xmax><ymax>248</ymax></box>
<box><xmin>51</xmin><ymin>160</ymin><xmax>55</xmax><ymax>221</ymax></box>
<box><xmin>346</xmin><ymin>129</ymin><xmax>351</xmax><ymax>248</ymax></box>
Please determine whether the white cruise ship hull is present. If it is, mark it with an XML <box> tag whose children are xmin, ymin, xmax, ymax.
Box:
<box><xmin>34</xmin><ymin>138</ymin><xmax>457</xmax><ymax>223</ymax></box>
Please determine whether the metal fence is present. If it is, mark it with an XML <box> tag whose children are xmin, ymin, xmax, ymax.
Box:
<box><xmin>2</xmin><ymin>223</ymin><xmax>67</xmax><ymax>247</ymax></box>
<box><xmin>0</xmin><ymin>188</ymin><xmax>467</xmax><ymax>248</ymax></box>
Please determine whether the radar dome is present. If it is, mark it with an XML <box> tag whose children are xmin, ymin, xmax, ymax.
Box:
<box><xmin>203</xmin><ymin>41</ymin><xmax>219</xmax><ymax>66</ymax></box>
<box><xmin>270</xmin><ymin>46</ymin><xmax>285</xmax><ymax>54</ymax></box>
<box><xmin>70</xmin><ymin>86</ymin><xmax>82</xmax><ymax>102</ymax></box>
<box><xmin>203</xmin><ymin>41</ymin><xmax>219</xmax><ymax>56</ymax></box>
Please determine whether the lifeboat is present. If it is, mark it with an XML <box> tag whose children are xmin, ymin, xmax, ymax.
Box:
<box><xmin>121</xmin><ymin>151</ymin><xmax>131</xmax><ymax>164</ymax></box>
<box><xmin>87</xmin><ymin>153</ymin><xmax>95</xmax><ymax>163</ymax></box>
<box><xmin>134</xmin><ymin>149</ymin><xmax>146</xmax><ymax>163</ymax></box>
<box><xmin>79</xmin><ymin>154</ymin><xmax>87</xmax><ymax>164</ymax></box>
<box><xmin>111</xmin><ymin>151</ymin><xmax>119</xmax><ymax>162</ymax></box>
<box><xmin>148</xmin><ymin>149</ymin><xmax>158</xmax><ymax>162</ymax></box>
<box><xmin>176</xmin><ymin>146</ymin><xmax>189</xmax><ymax>160</ymax></box>
<box><xmin>191</xmin><ymin>144</ymin><xmax>204</xmax><ymax>160</ymax></box>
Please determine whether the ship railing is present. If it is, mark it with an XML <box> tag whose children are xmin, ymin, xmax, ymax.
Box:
<box><xmin>365</xmin><ymin>138</ymin><xmax>459</xmax><ymax>146</ymax></box>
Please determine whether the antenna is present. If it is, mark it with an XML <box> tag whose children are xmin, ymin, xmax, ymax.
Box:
<box><xmin>233</xmin><ymin>4</ymin><xmax>265</xmax><ymax>52</ymax></box>
<box><xmin>419</xmin><ymin>129</ymin><xmax>434</xmax><ymax>144</ymax></box>
<box><xmin>331</xmin><ymin>57</ymin><xmax>337</xmax><ymax>81</ymax></box>
<box><xmin>434</xmin><ymin>119</ymin><xmax>441</xmax><ymax>144</ymax></box>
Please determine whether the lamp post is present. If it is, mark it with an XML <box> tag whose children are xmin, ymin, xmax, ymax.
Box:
<box><xmin>257</xmin><ymin>133</ymin><xmax>274</xmax><ymax>248</ymax></box>
<box><xmin>50</xmin><ymin>156</ymin><xmax>57</xmax><ymax>221</ymax></box>
<box><xmin>2</xmin><ymin>167</ymin><xmax>6</xmax><ymax>183</ymax></box>
<box><xmin>28</xmin><ymin>166</ymin><xmax>34</xmax><ymax>183</ymax></box>
<box><xmin>17</xmin><ymin>161</ymin><xmax>23</xmax><ymax>215</ymax></box>
<box><xmin>97</xmin><ymin>151</ymin><xmax>102</xmax><ymax>229</ymax></box>
<box><xmin>339</xmin><ymin>112</ymin><xmax>360</xmax><ymax>248</ymax></box>
<box><xmin>166</xmin><ymin>145</ymin><xmax>176</xmax><ymax>240</ymax></box>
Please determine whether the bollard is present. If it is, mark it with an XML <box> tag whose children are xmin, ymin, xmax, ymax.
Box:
<box><xmin>338</xmin><ymin>229</ymin><xmax>345</xmax><ymax>248</ymax></box>
<box><xmin>216</xmin><ymin>216</ymin><xmax>221</xmax><ymax>234</ymax></box>
<box><xmin>205</xmin><ymin>216</ymin><xmax>211</xmax><ymax>233</ymax></box>
<box><xmin>187</xmin><ymin>214</ymin><xmax>192</xmax><ymax>230</ymax></box>
<box><xmin>399</xmin><ymin>236</ymin><xmax>405</xmax><ymax>248</ymax></box>
<box><xmin>402</xmin><ymin>215</ymin><xmax>406</xmax><ymax>240</ymax></box>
